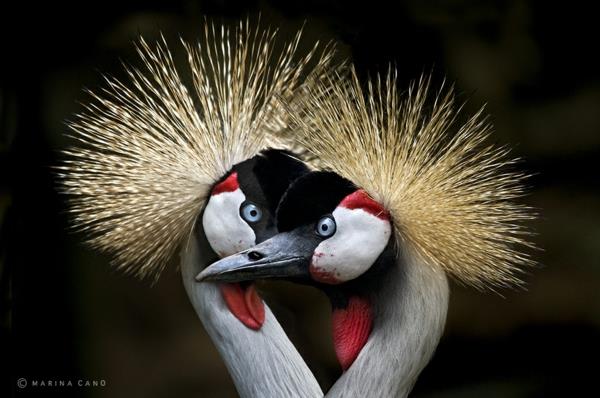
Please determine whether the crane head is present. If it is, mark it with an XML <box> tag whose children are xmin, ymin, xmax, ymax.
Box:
<box><xmin>198</xmin><ymin>171</ymin><xmax>393</xmax><ymax>285</ymax></box>
<box><xmin>199</xmin><ymin>149</ymin><xmax>309</xmax><ymax>330</ymax></box>
<box><xmin>197</xmin><ymin>170</ymin><xmax>397</xmax><ymax>368</ymax></box>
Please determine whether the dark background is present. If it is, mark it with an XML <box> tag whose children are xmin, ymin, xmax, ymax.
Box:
<box><xmin>2</xmin><ymin>1</ymin><xmax>599</xmax><ymax>397</ymax></box>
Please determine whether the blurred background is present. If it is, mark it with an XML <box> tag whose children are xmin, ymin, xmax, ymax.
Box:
<box><xmin>2</xmin><ymin>0</ymin><xmax>599</xmax><ymax>397</ymax></box>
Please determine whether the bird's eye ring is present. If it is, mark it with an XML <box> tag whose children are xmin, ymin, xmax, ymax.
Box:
<box><xmin>316</xmin><ymin>216</ymin><xmax>336</xmax><ymax>238</ymax></box>
<box><xmin>240</xmin><ymin>202</ymin><xmax>262</xmax><ymax>223</ymax></box>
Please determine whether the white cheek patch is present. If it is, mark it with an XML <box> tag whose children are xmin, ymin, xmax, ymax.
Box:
<box><xmin>310</xmin><ymin>207</ymin><xmax>392</xmax><ymax>283</ymax></box>
<box><xmin>202</xmin><ymin>189</ymin><xmax>256</xmax><ymax>257</ymax></box>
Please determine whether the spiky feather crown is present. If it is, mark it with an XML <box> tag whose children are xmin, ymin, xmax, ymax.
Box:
<box><xmin>287</xmin><ymin>68</ymin><xmax>534</xmax><ymax>289</ymax></box>
<box><xmin>58</xmin><ymin>21</ymin><xmax>333</xmax><ymax>280</ymax></box>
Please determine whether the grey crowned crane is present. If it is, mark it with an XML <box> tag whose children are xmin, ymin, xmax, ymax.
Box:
<box><xmin>198</xmin><ymin>69</ymin><xmax>535</xmax><ymax>397</ymax></box>
<box><xmin>59</xmin><ymin>22</ymin><xmax>334</xmax><ymax>397</ymax></box>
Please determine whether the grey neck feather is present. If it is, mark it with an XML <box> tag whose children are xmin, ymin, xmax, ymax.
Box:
<box><xmin>180</xmin><ymin>236</ymin><xmax>323</xmax><ymax>398</ymax></box>
<box><xmin>327</xmin><ymin>249</ymin><xmax>449</xmax><ymax>398</ymax></box>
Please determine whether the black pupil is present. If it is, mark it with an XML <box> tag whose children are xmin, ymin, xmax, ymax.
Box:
<box><xmin>250</xmin><ymin>209</ymin><xmax>257</xmax><ymax>217</ymax></box>
<box><xmin>321</xmin><ymin>224</ymin><xmax>328</xmax><ymax>231</ymax></box>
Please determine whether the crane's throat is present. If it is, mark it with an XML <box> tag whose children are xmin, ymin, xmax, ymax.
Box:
<box><xmin>219</xmin><ymin>283</ymin><xmax>265</xmax><ymax>330</ymax></box>
<box><xmin>332</xmin><ymin>295</ymin><xmax>372</xmax><ymax>371</ymax></box>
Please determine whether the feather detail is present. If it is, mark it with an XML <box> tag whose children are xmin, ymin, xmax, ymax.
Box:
<box><xmin>57</xmin><ymin>20</ymin><xmax>335</xmax><ymax>280</ymax></box>
<box><xmin>287</xmin><ymin>67</ymin><xmax>535</xmax><ymax>289</ymax></box>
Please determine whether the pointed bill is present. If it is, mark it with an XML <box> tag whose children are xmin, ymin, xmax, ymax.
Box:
<box><xmin>196</xmin><ymin>232</ymin><xmax>312</xmax><ymax>283</ymax></box>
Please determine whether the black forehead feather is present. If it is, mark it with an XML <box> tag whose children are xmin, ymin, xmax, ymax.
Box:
<box><xmin>233</xmin><ymin>149</ymin><xmax>309</xmax><ymax>212</ymax></box>
<box><xmin>276</xmin><ymin>171</ymin><xmax>356</xmax><ymax>232</ymax></box>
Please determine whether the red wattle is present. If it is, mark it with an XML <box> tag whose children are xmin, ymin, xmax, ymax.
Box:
<box><xmin>339</xmin><ymin>189</ymin><xmax>390</xmax><ymax>220</ymax></box>
<box><xmin>219</xmin><ymin>283</ymin><xmax>265</xmax><ymax>330</ymax></box>
<box><xmin>212</xmin><ymin>172</ymin><xmax>239</xmax><ymax>195</ymax></box>
<box><xmin>332</xmin><ymin>296</ymin><xmax>373</xmax><ymax>371</ymax></box>
<box><xmin>244</xmin><ymin>284</ymin><xmax>265</xmax><ymax>327</ymax></box>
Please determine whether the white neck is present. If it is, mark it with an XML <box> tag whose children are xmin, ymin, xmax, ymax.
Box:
<box><xmin>327</xmin><ymin>249</ymin><xmax>449</xmax><ymax>398</ymax></box>
<box><xmin>181</xmin><ymin>236</ymin><xmax>323</xmax><ymax>398</ymax></box>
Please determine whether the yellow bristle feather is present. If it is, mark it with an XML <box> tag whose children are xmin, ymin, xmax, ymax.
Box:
<box><xmin>57</xmin><ymin>20</ymin><xmax>334</xmax><ymax>280</ymax></box>
<box><xmin>287</xmin><ymin>67</ymin><xmax>535</xmax><ymax>289</ymax></box>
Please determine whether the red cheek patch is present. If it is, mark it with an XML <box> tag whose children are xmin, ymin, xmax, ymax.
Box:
<box><xmin>339</xmin><ymin>189</ymin><xmax>390</xmax><ymax>220</ymax></box>
<box><xmin>219</xmin><ymin>283</ymin><xmax>265</xmax><ymax>330</ymax></box>
<box><xmin>309</xmin><ymin>261</ymin><xmax>342</xmax><ymax>284</ymax></box>
<box><xmin>212</xmin><ymin>172</ymin><xmax>239</xmax><ymax>195</ymax></box>
<box><xmin>332</xmin><ymin>296</ymin><xmax>373</xmax><ymax>371</ymax></box>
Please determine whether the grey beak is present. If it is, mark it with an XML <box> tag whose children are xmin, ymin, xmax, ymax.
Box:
<box><xmin>195</xmin><ymin>231</ymin><xmax>312</xmax><ymax>283</ymax></box>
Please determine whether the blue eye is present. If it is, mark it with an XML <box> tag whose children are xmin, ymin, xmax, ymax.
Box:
<box><xmin>316</xmin><ymin>216</ymin><xmax>336</xmax><ymax>238</ymax></box>
<box><xmin>241</xmin><ymin>203</ymin><xmax>262</xmax><ymax>223</ymax></box>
